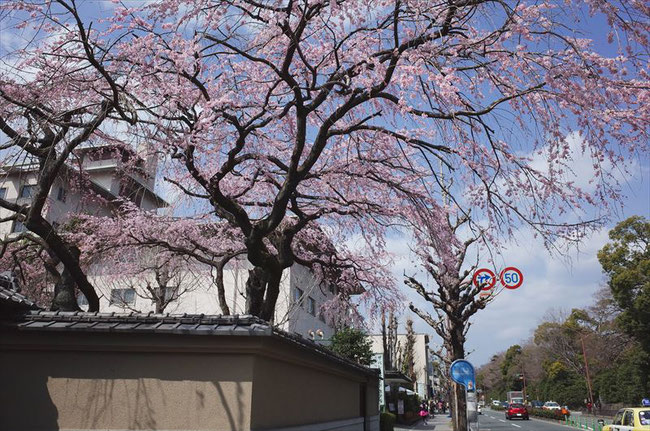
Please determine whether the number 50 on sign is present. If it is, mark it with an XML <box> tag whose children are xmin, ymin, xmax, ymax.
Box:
<box><xmin>500</xmin><ymin>267</ymin><xmax>523</xmax><ymax>289</ymax></box>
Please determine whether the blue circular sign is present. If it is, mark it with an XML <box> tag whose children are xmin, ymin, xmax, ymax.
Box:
<box><xmin>450</xmin><ymin>359</ymin><xmax>476</xmax><ymax>391</ymax></box>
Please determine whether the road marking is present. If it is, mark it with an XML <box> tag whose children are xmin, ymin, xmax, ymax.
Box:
<box><xmin>512</xmin><ymin>424</ymin><xmax>521</xmax><ymax>428</ymax></box>
<box><xmin>499</xmin><ymin>419</ymin><xmax>506</xmax><ymax>422</ymax></box>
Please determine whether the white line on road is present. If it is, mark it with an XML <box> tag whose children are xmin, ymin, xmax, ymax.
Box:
<box><xmin>511</xmin><ymin>424</ymin><xmax>521</xmax><ymax>428</ymax></box>
<box><xmin>499</xmin><ymin>419</ymin><xmax>506</xmax><ymax>423</ymax></box>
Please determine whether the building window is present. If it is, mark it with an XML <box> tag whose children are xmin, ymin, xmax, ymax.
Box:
<box><xmin>307</xmin><ymin>297</ymin><xmax>316</xmax><ymax>315</ymax></box>
<box><xmin>110</xmin><ymin>288</ymin><xmax>136</xmax><ymax>305</ymax></box>
<box><xmin>293</xmin><ymin>287</ymin><xmax>304</xmax><ymax>307</ymax></box>
<box><xmin>19</xmin><ymin>184</ymin><xmax>35</xmax><ymax>199</ymax></box>
<box><xmin>77</xmin><ymin>293</ymin><xmax>88</xmax><ymax>306</ymax></box>
<box><xmin>11</xmin><ymin>220</ymin><xmax>26</xmax><ymax>233</ymax></box>
<box><xmin>56</xmin><ymin>186</ymin><xmax>67</xmax><ymax>202</ymax></box>
<box><xmin>0</xmin><ymin>187</ymin><xmax>6</xmax><ymax>200</ymax></box>
<box><xmin>163</xmin><ymin>287</ymin><xmax>175</xmax><ymax>302</ymax></box>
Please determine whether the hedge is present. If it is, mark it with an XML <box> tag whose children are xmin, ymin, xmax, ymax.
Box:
<box><xmin>381</xmin><ymin>412</ymin><xmax>397</xmax><ymax>431</ymax></box>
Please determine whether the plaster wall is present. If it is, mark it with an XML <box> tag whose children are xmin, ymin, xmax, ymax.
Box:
<box><xmin>0</xmin><ymin>347</ymin><xmax>254</xmax><ymax>431</ymax></box>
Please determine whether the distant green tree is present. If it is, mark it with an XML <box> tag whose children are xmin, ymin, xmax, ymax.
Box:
<box><xmin>401</xmin><ymin>318</ymin><xmax>416</xmax><ymax>381</ymax></box>
<box><xmin>598</xmin><ymin>216</ymin><xmax>650</xmax><ymax>351</ymax></box>
<box><xmin>329</xmin><ymin>327</ymin><xmax>374</xmax><ymax>366</ymax></box>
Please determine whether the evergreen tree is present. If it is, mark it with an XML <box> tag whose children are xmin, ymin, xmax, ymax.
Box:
<box><xmin>330</xmin><ymin>327</ymin><xmax>374</xmax><ymax>366</ymax></box>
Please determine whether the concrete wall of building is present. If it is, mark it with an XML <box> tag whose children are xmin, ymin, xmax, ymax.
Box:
<box><xmin>275</xmin><ymin>264</ymin><xmax>336</xmax><ymax>341</ymax></box>
<box><xmin>0</xmin><ymin>171</ymin><xmax>114</xmax><ymax>236</ymax></box>
<box><xmin>0</xmin><ymin>329</ymin><xmax>378</xmax><ymax>431</ymax></box>
<box><xmin>0</xmin><ymin>174</ymin><xmax>24</xmax><ymax>236</ymax></box>
<box><xmin>88</xmin><ymin>262</ymin><xmax>337</xmax><ymax>340</ymax></box>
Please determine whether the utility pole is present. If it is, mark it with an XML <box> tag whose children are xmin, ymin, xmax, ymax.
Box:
<box><xmin>580</xmin><ymin>335</ymin><xmax>594</xmax><ymax>406</ymax></box>
<box><xmin>521</xmin><ymin>369</ymin><xmax>527</xmax><ymax>405</ymax></box>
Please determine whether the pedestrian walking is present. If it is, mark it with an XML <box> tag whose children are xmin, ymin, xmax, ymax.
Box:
<box><xmin>420</xmin><ymin>405</ymin><xmax>429</xmax><ymax>425</ymax></box>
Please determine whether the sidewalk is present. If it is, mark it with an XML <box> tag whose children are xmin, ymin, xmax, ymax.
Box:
<box><xmin>395</xmin><ymin>413</ymin><xmax>454</xmax><ymax>431</ymax></box>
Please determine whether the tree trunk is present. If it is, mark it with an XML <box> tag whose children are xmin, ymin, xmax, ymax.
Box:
<box><xmin>26</xmin><ymin>217</ymin><xmax>100</xmax><ymax>312</ymax></box>
<box><xmin>51</xmin><ymin>266</ymin><xmax>81</xmax><ymax>312</ymax></box>
<box><xmin>245</xmin><ymin>267</ymin><xmax>267</xmax><ymax>317</ymax></box>
<box><xmin>214</xmin><ymin>260</ymin><xmax>231</xmax><ymax>315</ymax></box>
<box><xmin>260</xmin><ymin>269</ymin><xmax>282</xmax><ymax>322</ymax></box>
<box><xmin>450</xmin><ymin>322</ymin><xmax>468</xmax><ymax>431</ymax></box>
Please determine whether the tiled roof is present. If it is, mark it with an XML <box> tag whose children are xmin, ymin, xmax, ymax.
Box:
<box><xmin>7</xmin><ymin>310</ymin><xmax>271</xmax><ymax>335</ymax></box>
<box><xmin>1</xmin><ymin>310</ymin><xmax>378</xmax><ymax>376</ymax></box>
<box><xmin>0</xmin><ymin>285</ymin><xmax>41</xmax><ymax>312</ymax></box>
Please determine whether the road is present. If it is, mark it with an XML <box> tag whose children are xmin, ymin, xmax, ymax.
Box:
<box><xmin>395</xmin><ymin>408</ymin><xmax>580</xmax><ymax>431</ymax></box>
<box><xmin>477</xmin><ymin>409</ymin><xmax>579</xmax><ymax>431</ymax></box>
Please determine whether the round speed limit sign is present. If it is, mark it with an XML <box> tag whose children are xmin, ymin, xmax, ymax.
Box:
<box><xmin>500</xmin><ymin>267</ymin><xmax>523</xmax><ymax>289</ymax></box>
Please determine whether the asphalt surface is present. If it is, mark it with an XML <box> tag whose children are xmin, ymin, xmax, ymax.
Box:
<box><xmin>395</xmin><ymin>408</ymin><xmax>593</xmax><ymax>431</ymax></box>
<box><xmin>478</xmin><ymin>408</ymin><xmax>579</xmax><ymax>431</ymax></box>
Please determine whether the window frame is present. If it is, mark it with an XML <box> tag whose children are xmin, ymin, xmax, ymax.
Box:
<box><xmin>307</xmin><ymin>296</ymin><xmax>316</xmax><ymax>315</ymax></box>
<box><xmin>19</xmin><ymin>184</ymin><xmax>35</xmax><ymax>199</ymax></box>
<box><xmin>613</xmin><ymin>411</ymin><xmax>624</xmax><ymax>426</ymax></box>
<box><xmin>110</xmin><ymin>288</ymin><xmax>136</xmax><ymax>305</ymax></box>
<box><xmin>56</xmin><ymin>186</ymin><xmax>67</xmax><ymax>202</ymax></box>
<box><xmin>11</xmin><ymin>220</ymin><xmax>27</xmax><ymax>233</ymax></box>
<box><xmin>622</xmin><ymin>410</ymin><xmax>634</xmax><ymax>426</ymax></box>
<box><xmin>293</xmin><ymin>287</ymin><xmax>304</xmax><ymax>308</ymax></box>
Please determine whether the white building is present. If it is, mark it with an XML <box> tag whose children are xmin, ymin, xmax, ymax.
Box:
<box><xmin>369</xmin><ymin>333</ymin><xmax>432</xmax><ymax>399</ymax></box>
<box><xmin>87</xmin><ymin>260</ymin><xmax>340</xmax><ymax>340</ymax></box>
<box><xmin>0</xmin><ymin>145</ymin><xmax>166</xmax><ymax>236</ymax></box>
<box><xmin>0</xmin><ymin>145</ymin><xmax>341</xmax><ymax>339</ymax></box>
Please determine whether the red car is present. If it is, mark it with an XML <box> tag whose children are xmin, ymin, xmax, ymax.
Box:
<box><xmin>506</xmin><ymin>403</ymin><xmax>529</xmax><ymax>420</ymax></box>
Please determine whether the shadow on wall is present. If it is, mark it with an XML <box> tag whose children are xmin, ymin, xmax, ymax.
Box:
<box><xmin>0</xmin><ymin>362</ymin><xmax>59</xmax><ymax>431</ymax></box>
<box><xmin>0</xmin><ymin>348</ymin><xmax>251</xmax><ymax>431</ymax></box>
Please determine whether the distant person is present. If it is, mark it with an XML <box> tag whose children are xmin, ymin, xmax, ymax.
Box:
<box><xmin>429</xmin><ymin>399</ymin><xmax>436</xmax><ymax>417</ymax></box>
<box><xmin>420</xmin><ymin>405</ymin><xmax>429</xmax><ymax>425</ymax></box>
<box><xmin>587</xmin><ymin>401</ymin><xmax>593</xmax><ymax>414</ymax></box>
<box><xmin>438</xmin><ymin>400</ymin><xmax>444</xmax><ymax>413</ymax></box>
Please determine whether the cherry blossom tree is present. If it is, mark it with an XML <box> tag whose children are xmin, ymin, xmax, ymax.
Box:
<box><xmin>111</xmin><ymin>0</ymin><xmax>647</xmax><ymax>321</ymax></box>
<box><xmin>1</xmin><ymin>0</ymin><xmax>648</xmax><ymax>323</ymax></box>
<box><xmin>404</xmin><ymin>199</ymin><xmax>492</xmax><ymax>431</ymax></box>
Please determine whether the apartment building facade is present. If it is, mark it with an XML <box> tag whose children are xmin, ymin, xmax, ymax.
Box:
<box><xmin>0</xmin><ymin>145</ymin><xmax>165</xmax><ymax>236</ymax></box>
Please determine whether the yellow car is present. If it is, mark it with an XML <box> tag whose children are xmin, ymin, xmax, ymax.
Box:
<box><xmin>603</xmin><ymin>408</ymin><xmax>650</xmax><ymax>431</ymax></box>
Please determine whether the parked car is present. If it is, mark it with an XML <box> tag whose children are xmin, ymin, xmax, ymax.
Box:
<box><xmin>501</xmin><ymin>401</ymin><xmax>510</xmax><ymax>408</ymax></box>
<box><xmin>492</xmin><ymin>400</ymin><xmax>501</xmax><ymax>407</ymax></box>
<box><xmin>602</xmin><ymin>408</ymin><xmax>650</xmax><ymax>431</ymax></box>
<box><xmin>543</xmin><ymin>401</ymin><xmax>562</xmax><ymax>411</ymax></box>
<box><xmin>531</xmin><ymin>400</ymin><xmax>544</xmax><ymax>409</ymax></box>
<box><xmin>506</xmin><ymin>403</ymin><xmax>530</xmax><ymax>420</ymax></box>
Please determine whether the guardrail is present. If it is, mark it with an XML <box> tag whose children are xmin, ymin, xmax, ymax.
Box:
<box><xmin>563</xmin><ymin>415</ymin><xmax>610</xmax><ymax>431</ymax></box>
